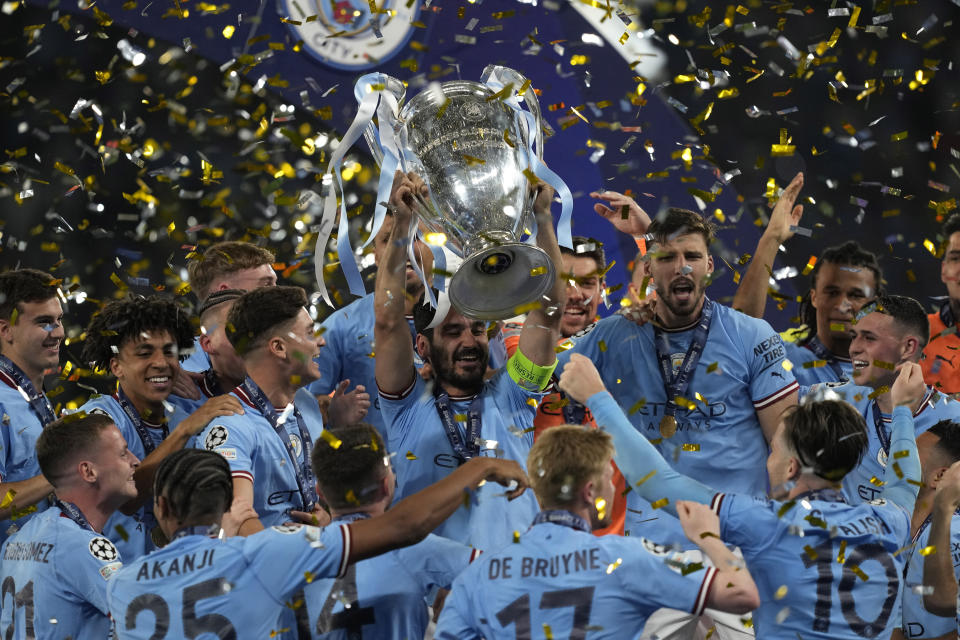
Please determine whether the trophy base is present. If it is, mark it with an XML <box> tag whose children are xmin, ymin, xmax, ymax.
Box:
<box><xmin>448</xmin><ymin>243</ymin><xmax>556</xmax><ymax>321</ymax></box>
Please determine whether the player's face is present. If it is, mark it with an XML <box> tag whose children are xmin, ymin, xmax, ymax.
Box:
<box><xmin>766</xmin><ymin>422</ymin><xmax>795</xmax><ymax>499</ymax></box>
<box><xmin>281</xmin><ymin>309</ymin><xmax>325</xmax><ymax>384</ymax></box>
<box><xmin>372</xmin><ymin>215</ymin><xmax>435</xmax><ymax>296</ymax></box>
<box><xmin>941</xmin><ymin>232</ymin><xmax>960</xmax><ymax>301</ymax></box>
<box><xmin>94</xmin><ymin>424</ymin><xmax>140</xmax><ymax>503</ymax></box>
<box><xmin>218</xmin><ymin>264</ymin><xmax>277</xmax><ymax>292</ymax></box>
<box><xmin>200</xmin><ymin>305</ymin><xmax>246</xmax><ymax>381</ymax></box>
<box><xmin>426</xmin><ymin>310</ymin><xmax>489</xmax><ymax>393</ymax></box>
<box><xmin>848</xmin><ymin>312</ymin><xmax>908</xmax><ymax>388</ymax></box>
<box><xmin>111</xmin><ymin>330</ymin><xmax>180</xmax><ymax>411</ymax></box>
<box><xmin>644</xmin><ymin>233</ymin><xmax>714</xmax><ymax>322</ymax></box>
<box><xmin>810</xmin><ymin>262</ymin><xmax>876</xmax><ymax>344</ymax></box>
<box><xmin>561</xmin><ymin>254</ymin><xmax>602</xmax><ymax>338</ymax></box>
<box><xmin>0</xmin><ymin>297</ymin><xmax>64</xmax><ymax>379</ymax></box>
<box><xmin>590</xmin><ymin>460</ymin><xmax>616</xmax><ymax>530</ymax></box>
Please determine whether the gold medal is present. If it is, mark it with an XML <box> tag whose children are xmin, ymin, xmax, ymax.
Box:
<box><xmin>659</xmin><ymin>415</ymin><xmax>678</xmax><ymax>438</ymax></box>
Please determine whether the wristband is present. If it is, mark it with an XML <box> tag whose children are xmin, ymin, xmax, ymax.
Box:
<box><xmin>507</xmin><ymin>349</ymin><xmax>557</xmax><ymax>392</ymax></box>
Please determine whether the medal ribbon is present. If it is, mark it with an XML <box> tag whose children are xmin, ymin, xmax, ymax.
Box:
<box><xmin>434</xmin><ymin>389</ymin><xmax>483</xmax><ymax>463</ymax></box>
<box><xmin>238</xmin><ymin>379</ymin><xmax>318</xmax><ymax>512</ymax></box>
<box><xmin>652</xmin><ymin>299</ymin><xmax>715</xmax><ymax>422</ymax></box>
<box><xmin>115</xmin><ymin>387</ymin><xmax>167</xmax><ymax>455</ymax></box>
<box><xmin>561</xmin><ymin>394</ymin><xmax>587</xmax><ymax>425</ymax></box>
<box><xmin>171</xmin><ymin>524</ymin><xmax>220</xmax><ymax>542</ymax></box>
<box><xmin>532</xmin><ymin>509</ymin><xmax>591</xmax><ymax>533</ymax></box>
<box><xmin>0</xmin><ymin>355</ymin><xmax>55</xmax><ymax>426</ymax></box>
<box><xmin>56</xmin><ymin>499</ymin><xmax>95</xmax><ymax>532</ymax></box>
<box><xmin>804</xmin><ymin>335</ymin><xmax>848</xmax><ymax>381</ymax></box>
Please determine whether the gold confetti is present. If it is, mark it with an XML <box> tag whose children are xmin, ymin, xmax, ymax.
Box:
<box><xmin>405</xmin><ymin>451</ymin><xmax>417</xmax><ymax>460</ymax></box>
<box><xmin>530</xmin><ymin>266</ymin><xmax>547</xmax><ymax>277</ymax></box>
<box><xmin>606</xmin><ymin>557</ymin><xmax>623</xmax><ymax>574</ymax></box>
<box><xmin>774</xmin><ymin>585</ymin><xmax>788</xmax><ymax>600</ymax></box>
<box><xmin>919</xmin><ymin>545</ymin><xmax>937</xmax><ymax>556</ymax></box>
<box><xmin>651</xmin><ymin>497</ymin><xmax>669</xmax><ymax>509</ymax></box>
<box><xmin>513</xmin><ymin>530</ymin><xmax>521</xmax><ymax>543</ymax></box>
<box><xmin>681</xmin><ymin>443</ymin><xmax>700</xmax><ymax>452</ymax></box>
<box><xmin>320</xmin><ymin>429</ymin><xmax>342</xmax><ymax>449</ymax></box>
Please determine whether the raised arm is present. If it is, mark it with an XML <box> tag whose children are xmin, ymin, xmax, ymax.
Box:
<box><xmin>731</xmin><ymin>172</ymin><xmax>804</xmax><ymax>318</ymax></box>
<box><xmin>559</xmin><ymin>353</ymin><xmax>715</xmax><ymax>515</ymax></box>
<box><xmin>516</xmin><ymin>181</ymin><xmax>564</xmax><ymax>369</ymax></box>
<box><xmin>922</xmin><ymin>460</ymin><xmax>960</xmax><ymax>616</ymax></box>
<box><xmin>882</xmin><ymin>363</ymin><xmax>924</xmax><ymax>512</ymax></box>
<box><xmin>374</xmin><ymin>171</ymin><xmax>423</xmax><ymax>395</ymax></box>
<box><xmin>0</xmin><ymin>474</ymin><xmax>52</xmax><ymax>521</ymax></box>
<box><xmin>347</xmin><ymin>456</ymin><xmax>528</xmax><ymax>563</ymax></box>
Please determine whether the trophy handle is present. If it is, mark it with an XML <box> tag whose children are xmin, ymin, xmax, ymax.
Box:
<box><xmin>481</xmin><ymin>65</ymin><xmax>543</xmax><ymax>160</ymax></box>
<box><xmin>354</xmin><ymin>74</ymin><xmax>406</xmax><ymax>168</ymax></box>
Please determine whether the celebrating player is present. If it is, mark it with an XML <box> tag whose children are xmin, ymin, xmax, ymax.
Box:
<box><xmin>920</xmin><ymin>459</ymin><xmax>960</xmax><ymax>635</ymax></box>
<box><xmin>303</xmin><ymin>422</ymin><xmax>479</xmax><ymax>638</ymax></box>
<box><xmin>0</xmin><ymin>413</ymin><xmax>138</xmax><ymax>639</ymax></box>
<box><xmin>923</xmin><ymin>213</ymin><xmax>960</xmax><ymax>392</ymax></box>
<box><xmin>106</xmin><ymin>447</ymin><xmax>530</xmax><ymax>639</ymax></box>
<box><xmin>561</xmin><ymin>353</ymin><xmax>925</xmax><ymax>639</ymax></box>
<box><xmin>374</xmin><ymin>170</ymin><xmax>564</xmax><ymax>551</ymax></box>
<box><xmin>196</xmin><ymin>285</ymin><xmax>330</xmax><ymax>533</ymax></box>
<box><xmin>0</xmin><ymin>269</ymin><xmax>63</xmax><ymax>539</ymax></box>
<box><xmin>892</xmin><ymin>420</ymin><xmax>960</xmax><ymax>640</ymax></box>
<box><xmin>435</xmin><ymin>424</ymin><xmax>760</xmax><ymax>638</ymax></box>
<box><xmin>732</xmin><ymin>172</ymin><xmax>882</xmax><ymax>385</ymax></box>
<box><xmin>79</xmin><ymin>296</ymin><xmax>244</xmax><ymax>559</ymax></box>
<box><xmin>192</xmin><ymin>289</ymin><xmax>247</xmax><ymax>398</ymax></box>
<box><xmin>306</xmin><ymin>206</ymin><xmax>431</xmax><ymax>438</ymax></box>
<box><xmin>180</xmin><ymin>240</ymin><xmax>277</xmax><ymax>375</ymax></box>
<box><xmin>807</xmin><ymin>295</ymin><xmax>960</xmax><ymax>503</ymax></box>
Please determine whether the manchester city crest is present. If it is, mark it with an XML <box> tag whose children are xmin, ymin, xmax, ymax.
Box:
<box><xmin>279</xmin><ymin>0</ymin><xmax>420</xmax><ymax>71</ymax></box>
<box><xmin>289</xmin><ymin>433</ymin><xmax>303</xmax><ymax>458</ymax></box>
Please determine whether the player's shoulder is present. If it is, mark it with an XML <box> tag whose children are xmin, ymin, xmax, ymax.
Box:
<box><xmin>78</xmin><ymin>394</ymin><xmax>121</xmax><ymax>418</ymax></box>
<box><xmin>714</xmin><ymin>303</ymin><xmax>780</xmax><ymax>341</ymax></box>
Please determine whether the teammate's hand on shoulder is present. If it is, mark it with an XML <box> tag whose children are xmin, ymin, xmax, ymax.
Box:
<box><xmin>558</xmin><ymin>353</ymin><xmax>606</xmax><ymax>404</ymax></box>
<box><xmin>180</xmin><ymin>394</ymin><xmax>244</xmax><ymax>435</ymax></box>
<box><xmin>590</xmin><ymin>190</ymin><xmax>651</xmax><ymax>237</ymax></box>
<box><xmin>762</xmin><ymin>172</ymin><xmax>804</xmax><ymax>245</ymax></box>
<box><xmin>618</xmin><ymin>282</ymin><xmax>656</xmax><ymax>327</ymax></box>
<box><xmin>221</xmin><ymin>498</ymin><xmax>258</xmax><ymax>537</ymax></box>
<box><xmin>172</xmin><ymin>367</ymin><xmax>203</xmax><ymax>400</ymax></box>
<box><xmin>677</xmin><ymin>500</ymin><xmax>721</xmax><ymax>545</ymax></box>
<box><xmin>328</xmin><ymin>379</ymin><xmax>371</xmax><ymax>426</ymax></box>
<box><xmin>891</xmin><ymin>362</ymin><xmax>925</xmax><ymax>409</ymax></box>
<box><xmin>470</xmin><ymin>457</ymin><xmax>529</xmax><ymax>500</ymax></box>
<box><xmin>290</xmin><ymin>505</ymin><xmax>332</xmax><ymax>528</ymax></box>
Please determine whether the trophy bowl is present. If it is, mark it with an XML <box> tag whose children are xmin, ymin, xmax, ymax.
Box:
<box><xmin>392</xmin><ymin>74</ymin><xmax>556</xmax><ymax>320</ymax></box>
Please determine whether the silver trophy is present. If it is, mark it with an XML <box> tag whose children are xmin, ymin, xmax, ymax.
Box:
<box><xmin>363</xmin><ymin>66</ymin><xmax>558</xmax><ymax>321</ymax></box>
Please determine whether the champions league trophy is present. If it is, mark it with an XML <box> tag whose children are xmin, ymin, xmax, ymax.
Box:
<box><xmin>321</xmin><ymin>65</ymin><xmax>573</xmax><ymax>321</ymax></box>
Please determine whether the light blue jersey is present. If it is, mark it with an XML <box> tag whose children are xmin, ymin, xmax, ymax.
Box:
<box><xmin>107</xmin><ymin>522</ymin><xmax>350</xmax><ymax>640</ymax></box>
<box><xmin>0</xmin><ymin>380</ymin><xmax>52</xmax><ymax>543</ymax></box>
<box><xmin>308</xmin><ymin>293</ymin><xmax>422</xmax><ymax>439</ymax></box>
<box><xmin>559</xmin><ymin>307</ymin><xmax>798</xmax><ymax>543</ymax></box>
<box><xmin>79</xmin><ymin>392</ymin><xmax>193</xmax><ymax>561</ymax></box>
<box><xmin>714</xmin><ymin>490</ymin><xmax>909</xmax><ymax>639</ymax></box>
<box><xmin>379</xmin><ymin>367</ymin><xmax>542</xmax><ymax>552</ymax></box>
<box><xmin>900</xmin><ymin>511</ymin><xmax>960</xmax><ymax>638</ymax></box>
<box><xmin>803</xmin><ymin>382</ymin><xmax>959</xmax><ymax>503</ymax></box>
<box><xmin>0</xmin><ymin>505</ymin><xmax>123</xmax><ymax>640</ymax></box>
<box><xmin>435</xmin><ymin>514</ymin><xmax>717</xmax><ymax>639</ymax></box>
<box><xmin>303</xmin><ymin>513</ymin><xmax>477</xmax><ymax>639</ymax></box>
<box><xmin>586</xmin><ymin>390</ymin><xmax>921</xmax><ymax>640</ymax></box>
<box><xmin>197</xmin><ymin>385</ymin><xmax>324</xmax><ymax>526</ymax></box>
<box><xmin>179</xmin><ymin>335</ymin><xmax>210</xmax><ymax>373</ymax></box>
<box><xmin>784</xmin><ymin>339</ymin><xmax>853</xmax><ymax>386</ymax></box>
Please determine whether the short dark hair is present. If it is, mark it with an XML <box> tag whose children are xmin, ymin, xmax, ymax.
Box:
<box><xmin>863</xmin><ymin>294</ymin><xmax>930</xmax><ymax>349</ymax></box>
<box><xmin>646</xmin><ymin>208</ymin><xmax>716</xmax><ymax>248</ymax></box>
<box><xmin>81</xmin><ymin>296</ymin><xmax>194</xmax><ymax>372</ymax></box>
<box><xmin>782</xmin><ymin>400</ymin><xmax>868</xmax><ymax>481</ymax></box>
<box><xmin>153</xmin><ymin>448</ymin><xmax>233</xmax><ymax>523</ymax></box>
<box><xmin>927</xmin><ymin>420</ymin><xmax>960</xmax><ymax>465</ymax></box>
<box><xmin>37</xmin><ymin>412</ymin><xmax>115</xmax><ymax>487</ymax></box>
<box><xmin>800</xmin><ymin>241</ymin><xmax>883</xmax><ymax>332</ymax></box>
<box><xmin>942</xmin><ymin>213</ymin><xmax>960</xmax><ymax>240</ymax></box>
<box><xmin>198</xmin><ymin>289</ymin><xmax>244</xmax><ymax>329</ymax></box>
<box><xmin>311</xmin><ymin>423</ymin><xmax>389</xmax><ymax>510</ymax></box>
<box><xmin>187</xmin><ymin>241</ymin><xmax>274</xmax><ymax>301</ymax></box>
<box><xmin>0</xmin><ymin>269</ymin><xmax>58</xmax><ymax>322</ymax></box>
<box><xmin>560</xmin><ymin>236</ymin><xmax>607</xmax><ymax>276</ymax></box>
<box><xmin>226</xmin><ymin>286</ymin><xmax>307</xmax><ymax>356</ymax></box>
